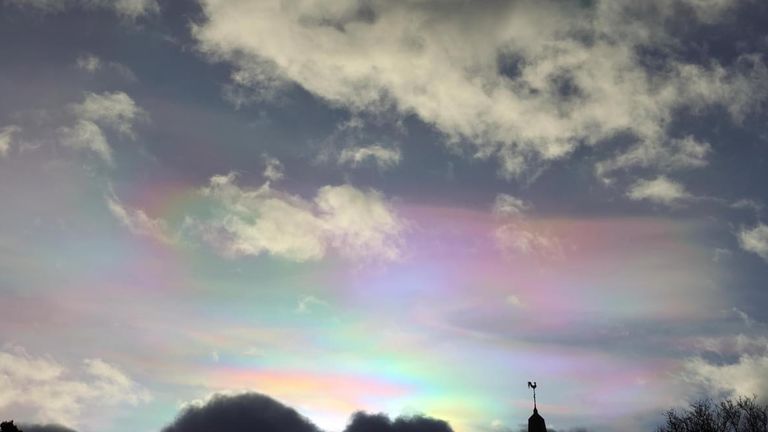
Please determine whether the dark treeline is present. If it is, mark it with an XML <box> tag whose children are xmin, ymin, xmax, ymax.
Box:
<box><xmin>2</xmin><ymin>393</ymin><xmax>453</xmax><ymax>432</ymax></box>
<box><xmin>657</xmin><ymin>396</ymin><xmax>768</xmax><ymax>432</ymax></box>
<box><xmin>4</xmin><ymin>393</ymin><xmax>768</xmax><ymax>432</ymax></box>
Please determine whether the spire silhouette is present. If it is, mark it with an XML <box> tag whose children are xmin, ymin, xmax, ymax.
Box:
<box><xmin>527</xmin><ymin>382</ymin><xmax>547</xmax><ymax>432</ymax></box>
<box><xmin>527</xmin><ymin>382</ymin><xmax>537</xmax><ymax>409</ymax></box>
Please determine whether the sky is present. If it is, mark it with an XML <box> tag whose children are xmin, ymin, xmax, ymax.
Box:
<box><xmin>1</xmin><ymin>0</ymin><xmax>768</xmax><ymax>431</ymax></box>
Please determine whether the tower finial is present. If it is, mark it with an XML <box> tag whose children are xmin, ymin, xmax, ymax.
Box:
<box><xmin>527</xmin><ymin>381</ymin><xmax>537</xmax><ymax>409</ymax></box>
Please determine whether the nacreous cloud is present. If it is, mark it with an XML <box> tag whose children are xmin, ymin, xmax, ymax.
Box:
<box><xmin>193</xmin><ymin>0</ymin><xmax>768</xmax><ymax>178</ymax></box>
<box><xmin>191</xmin><ymin>173</ymin><xmax>405</xmax><ymax>261</ymax></box>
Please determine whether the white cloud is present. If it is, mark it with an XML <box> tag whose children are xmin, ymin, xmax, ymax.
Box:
<box><xmin>57</xmin><ymin>92</ymin><xmax>146</xmax><ymax>165</ymax></box>
<box><xmin>738</xmin><ymin>224</ymin><xmax>768</xmax><ymax>261</ymax></box>
<box><xmin>731</xmin><ymin>199</ymin><xmax>764</xmax><ymax>212</ymax></box>
<box><xmin>193</xmin><ymin>0</ymin><xmax>767</xmax><ymax>178</ymax></box>
<box><xmin>316</xmin><ymin>184</ymin><xmax>404</xmax><ymax>260</ymax></box>
<box><xmin>492</xmin><ymin>193</ymin><xmax>560</xmax><ymax>258</ymax></box>
<box><xmin>495</xmin><ymin>222</ymin><xmax>562</xmax><ymax>258</ymax></box>
<box><xmin>626</xmin><ymin>176</ymin><xmax>691</xmax><ymax>205</ymax></box>
<box><xmin>75</xmin><ymin>54</ymin><xmax>137</xmax><ymax>81</ymax></box>
<box><xmin>76</xmin><ymin>54</ymin><xmax>102</xmax><ymax>73</ymax></box>
<box><xmin>0</xmin><ymin>125</ymin><xmax>21</xmax><ymax>157</ymax></box>
<box><xmin>107</xmin><ymin>195</ymin><xmax>173</xmax><ymax>244</ymax></box>
<box><xmin>693</xmin><ymin>334</ymin><xmax>768</xmax><ymax>357</ymax></box>
<box><xmin>493</xmin><ymin>194</ymin><xmax>529</xmax><ymax>217</ymax></box>
<box><xmin>263</xmin><ymin>156</ymin><xmax>284</xmax><ymax>182</ymax></box>
<box><xmin>680</xmin><ymin>354</ymin><xmax>768</xmax><ymax>400</ymax></box>
<box><xmin>733</xmin><ymin>307</ymin><xmax>754</xmax><ymax>328</ymax></box>
<box><xmin>194</xmin><ymin>173</ymin><xmax>404</xmax><ymax>261</ymax></box>
<box><xmin>597</xmin><ymin>136</ymin><xmax>711</xmax><ymax>178</ymax></box>
<box><xmin>58</xmin><ymin>120</ymin><xmax>113</xmax><ymax>165</ymax></box>
<box><xmin>295</xmin><ymin>295</ymin><xmax>328</xmax><ymax>314</ymax></box>
<box><xmin>338</xmin><ymin>145</ymin><xmax>401</xmax><ymax>170</ymax></box>
<box><xmin>9</xmin><ymin>0</ymin><xmax>158</xmax><ymax>18</ymax></box>
<box><xmin>0</xmin><ymin>346</ymin><xmax>150</xmax><ymax>428</ymax></box>
<box><xmin>71</xmin><ymin>91</ymin><xmax>145</xmax><ymax>137</ymax></box>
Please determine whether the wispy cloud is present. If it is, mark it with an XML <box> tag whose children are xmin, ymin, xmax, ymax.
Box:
<box><xmin>9</xmin><ymin>0</ymin><xmax>158</xmax><ymax>19</ymax></box>
<box><xmin>339</xmin><ymin>145</ymin><xmax>401</xmax><ymax>170</ymax></box>
<box><xmin>106</xmin><ymin>194</ymin><xmax>174</xmax><ymax>244</ymax></box>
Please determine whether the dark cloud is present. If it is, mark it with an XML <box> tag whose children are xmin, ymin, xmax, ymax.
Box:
<box><xmin>343</xmin><ymin>412</ymin><xmax>453</xmax><ymax>432</ymax></box>
<box><xmin>161</xmin><ymin>393</ymin><xmax>321</xmax><ymax>432</ymax></box>
<box><xmin>19</xmin><ymin>425</ymin><xmax>78</xmax><ymax>432</ymax></box>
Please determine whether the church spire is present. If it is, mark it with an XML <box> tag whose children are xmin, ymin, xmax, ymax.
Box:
<box><xmin>527</xmin><ymin>381</ymin><xmax>547</xmax><ymax>432</ymax></box>
<box><xmin>527</xmin><ymin>381</ymin><xmax>537</xmax><ymax>410</ymax></box>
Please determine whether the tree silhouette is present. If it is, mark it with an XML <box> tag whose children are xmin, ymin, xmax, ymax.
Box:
<box><xmin>657</xmin><ymin>396</ymin><xmax>768</xmax><ymax>432</ymax></box>
<box><xmin>1</xmin><ymin>421</ymin><xmax>22</xmax><ymax>432</ymax></box>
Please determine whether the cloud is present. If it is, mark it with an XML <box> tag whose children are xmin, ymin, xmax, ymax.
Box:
<box><xmin>8</xmin><ymin>0</ymin><xmax>158</xmax><ymax>18</ymax></box>
<box><xmin>161</xmin><ymin>393</ymin><xmax>321</xmax><ymax>432</ymax></box>
<box><xmin>295</xmin><ymin>295</ymin><xmax>328</xmax><ymax>314</ymax></box>
<box><xmin>0</xmin><ymin>346</ymin><xmax>150</xmax><ymax>428</ymax></box>
<box><xmin>492</xmin><ymin>194</ymin><xmax>560</xmax><ymax>258</ymax></box>
<box><xmin>263</xmin><ymin>156</ymin><xmax>284</xmax><ymax>182</ymax></box>
<box><xmin>193</xmin><ymin>0</ymin><xmax>768</xmax><ymax>178</ymax></box>
<box><xmin>193</xmin><ymin>173</ymin><xmax>404</xmax><ymax>261</ymax></box>
<box><xmin>70</xmin><ymin>92</ymin><xmax>145</xmax><ymax>137</ymax></box>
<box><xmin>343</xmin><ymin>412</ymin><xmax>453</xmax><ymax>432</ymax></box>
<box><xmin>107</xmin><ymin>194</ymin><xmax>173</xmax><ymax>244</ymax></box>
<box><xmin>339</xmin><ymin>145</ymin><xmax>401</xmax><ymax>170</ymax></box>
<box><xmin>75</xmin><ymin>54</ymin><xmax>102</xmax><ymax>73</ymax></box>
<box><xmin>495</xmin><ymin>223</ymin><xmax>562</xmax><ymax>258</ymax></box>
<box><xmin>493</xmin><ymin>194</ymin><xmax>529</xmax><ymax>217</ymax></box>
<box><xmin>693</xmin><ymin>334</ymin><xmax>768</xmax><ymax>357</ymax></box>
<box><xmin>679</xmin><ymin>354</ymin><xmax>768</xmax><ymax>401</ymax></box>
<box><xmin>56</xmin><ymin>92</ymin><xmax>146</xmax><ymax>165</ymax></box>
<box><xmin>75</xmin><ymin>54</ymin><xmax>137</xmax><ymax>81</ymax></box>
<box><xmin>596</xmin><ymin>136</ymin><xmax>711</xmax><ymax>179</ymax></box>
<box><xmin>738</xmin><ymin>224</ymin><xmax>768</xmax><ymax>261</ymax></box>
<box><xmin>58</xmin><ymin>120</ymin><xmax>113</xmax><ymax>165</ymax></box>
<box><xmin>0</xmin><ymin>125</ymin><xmax>21</xmax><ymax>157</ymax></box>
<box><xmin>626</xmin><ymin>176</ymin><xmax>691</xmax><ymax>205</ymax></box>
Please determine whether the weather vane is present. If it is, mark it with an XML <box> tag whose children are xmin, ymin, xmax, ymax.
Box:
<box><xmin>527</xmin><ymin>381</ymin><xmax>537</xmax><ymax>409</ymax></box>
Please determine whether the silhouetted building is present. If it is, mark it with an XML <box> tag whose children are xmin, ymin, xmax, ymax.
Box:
<box><xmin>526</xmin><ymin>381</ymin><xmax>547</xmax><ymax>432</ymax></box>
<box><xmin>528</xmin><ymin>407</ymin><xmax>547</xmax><ymax>432</ymax></box>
